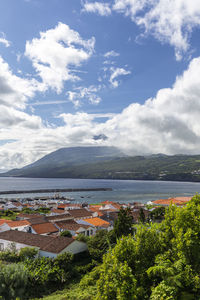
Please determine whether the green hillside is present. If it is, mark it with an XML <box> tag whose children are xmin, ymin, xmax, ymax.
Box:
<box><xmin>3</xmin><ymin>147</ymin><xmax>200</xmax><ymax>181</ymax></box>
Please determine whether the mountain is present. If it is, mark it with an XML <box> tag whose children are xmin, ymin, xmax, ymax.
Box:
<box><xmin>3</xmin><ymin>147</ymin><xmax>200</xmax><ymax>182</ymax></box>
<box><xmin>2</xmin><ymin>146</ymin><xmax>126</xmax><ymax>178</ymax></box>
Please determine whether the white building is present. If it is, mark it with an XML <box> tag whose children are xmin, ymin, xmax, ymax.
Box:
<box><xmin>0</xmin><ymin>230</ymin><xmax>87</xmax><ymax>258</ymax></box>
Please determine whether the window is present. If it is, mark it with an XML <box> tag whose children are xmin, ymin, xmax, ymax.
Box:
<box><xmin>87</xmin><ymin>230</ymin><xmax>90</xmax><ymax>236</ymax></box>
<box><xmin>0</xmin><ymin>243</ymin><xmax>4</xmax><ymax>251</ymax></box>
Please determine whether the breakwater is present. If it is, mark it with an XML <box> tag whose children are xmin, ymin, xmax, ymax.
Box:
<box><xmin>0</xmin><ymin>187</ymin><xmax>112</xmax><ymax>195</ymax></box>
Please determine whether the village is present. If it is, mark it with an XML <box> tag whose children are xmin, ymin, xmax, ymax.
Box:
<box><xmin>0</xmin><ymin>194</ymin><xmax>193</xmax><ymax>258</ymax></box>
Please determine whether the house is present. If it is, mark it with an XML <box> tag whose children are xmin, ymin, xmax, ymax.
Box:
<box><xmin>68</xmin><ymin>208</ymin><xmax>93</xmax><ymax>220</ymax></box>
<box><xmin>55</xmin><ymin>219</ymin><xmax>96</xmax><ymax>236</ymax></box>
<box><xmin>0</xmin><ymin>220</ymin><xmax>30</xmax><ymax>233</ymax></box>
<box><xmin>57</xmin><ymin>203</ymin><xmax>81</xmax><ymax>211</ymax></box>
<box><xmin>30</xmin><ymin>222</ymin><xmax>59</xmax><ymax>235</ymax></box>
<box><xmin>46</xmin><ymin>213</ymin><xmax>73</xmax><ymax>223</ymax></box>
<box><xmin>152</xmin><ymin>196</ymin><xmax>192</xmax><ymax>206</ymax></box>
<box><xmin>0</xmin><ymin>230</ymin><xmax>87</xmax><ymax>258</ymax></box>
<box><xmin>16</xmin><ymin>213</ymin><xmax>41</xmax><ymax>220</ymax></box>
<box><xmin>49</xmin><ymin>209</ymin><xmax>67</xmax><ymax>216</ymax></box>
<box><xmin>78</xmin><ymin>217</ymin><xmax>112</xmax><ymax>231</ymax></box>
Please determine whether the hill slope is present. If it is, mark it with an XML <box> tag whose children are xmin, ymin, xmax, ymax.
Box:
<box><xmin>3</xmin><ymin>147</ymin><xmax>200</xmax><ymax>181</ymax></box>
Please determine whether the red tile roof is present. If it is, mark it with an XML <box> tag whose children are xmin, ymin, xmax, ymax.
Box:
<box><xmin>84</xmin><ymin>217</ymin><xmax>110</xmax><ymax>228</ymax></box>
<box><xmin>31</xmin><ymin>222</ymin><xmax>58</xmax><ymax>234</ymax></box>
<box><xmin>68</xmin><ymin>208</ymin><xmax>92</xmax><ymax>219</ymax></box>
<box><xmin>5</xmin><ymin>220</ymin><xmax>30</xmax><ymax>228</ymax></box>
<box><xmin>0</xmin><ymin>219</ymin><xmax>7</xmax><ymax>226</ymax></box>
<box><xmin>153</xmin><ymin>197</ymin><xmax>191</xmax><ymax>206</ymax></box>
<box><xmin>55</xmin><ymin>220</ymin><xmax>91</xmax><ymax>231</ymax></box>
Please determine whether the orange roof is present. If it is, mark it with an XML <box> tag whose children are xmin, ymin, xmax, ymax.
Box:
<box><xmin>31</xmin><ymin>222</ymin><xmax>58</xmax><ymax>234</ymax></box>
<box><xmin>84</xmin><ymin>217</ymin><xmax>110</xmax><ymax>228</ymax></box>
<box><xmin>6</xmin><ymin>220</ymin><xmax>30</xmax><ymax>228</ymax></box>
<box><xmin>0</xmin><ymin>219</ymin><xmax>7</xmax><ymax>226</ymax></box>
<box><xmin>153</xmin><ymin>197</ymin><xmax>190</xmax><ymax>206</ymax></box>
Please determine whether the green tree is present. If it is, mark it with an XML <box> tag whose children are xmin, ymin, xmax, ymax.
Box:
<box><xmin>19</xmin><ymin>247</ymin><xmax>38</xmax><ymax>261</ymax></box>
<box><xmin>0</xmin><ymin>263</ymin><xmax>28</xmax><ymax>300</ymax></box>
<box><xmin>114</xmin><ymin>207</ymin><xmax>133</xmax><ymax>238</ymax></box>
<box><xmin>87</xmin><ymin>229</ymin><xmax>115</xmax><ymax>263</ymax></box>
<box><xmin>60</xmin><ymin>230</ymin><xmax>72</xmax><ymax>238</ymax></box>
<box><xmin>139</xmin><ymin>208</ymin><xmax>146</xmax><ymax>223</ymax></box>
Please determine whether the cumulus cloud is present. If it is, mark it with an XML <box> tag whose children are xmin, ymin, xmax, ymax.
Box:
<box><xmin>83</xmin><ymin>0</ymin><xmax>200</xmax><ymax>60</ymax></box>
<box><xmin>109</xmin><ymin>67</ymin><xmax>131</xmax><ymax>87</ymax></box>
<box><xmin>82</xmin><ymin>1</ymin><xmax>111</xmax><ymax>16</ymax></box>
<box><xmin>25</xmin><ymin>22</ymin><xmax>95</xmax><ymax>93</ymax></box>
<box><xmin>0</xmin><ymin>56</ymin><xmax>44</xmax><ymax>109</ymax></box>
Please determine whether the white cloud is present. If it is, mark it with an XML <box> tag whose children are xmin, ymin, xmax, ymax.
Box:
<box><xmin>82</xmin><ymin>0</ymin><xmax>200</xmax><ymax>60</ymax></box>
<box><xmin>113</xmin><ymin>0</ymin><xmax>200</xmax><ymax>60</ymax></box>
<box><xmin>0</xmin><ymin>38</ymin><xmax>10</xmax><ymax>48</ymax></box>
<box><xmin>82</xmin><ymin>1</ymin><xmax>111</xmax><ymax>16</ymax></box>
<box><xmin>0</xmin><ymin>56</ymin><xmax>44</xmax><ymax>109</ymax></box>
<box><xmin>0</xmin><ymin>32</ymin><xmax>10</xmax><ymax>47</ymax></box>
<box><xmin>104</xmin><ymin>50</ymin><xmax>120</xmax><ymax>57</ymax></box>
<box><xmin>25</xmin><ymin>22</ymin><xmax>95</xmax><ymax>93</ymax></box>
<box><xmin>67</xmin><ymin>85</ymin><xmax>102</xmax><ymax>107</ymax></box>
<box><xmin>109</xmin><ymin>67</ymin><xmax>131</xmax><ymax>87</ymax></box>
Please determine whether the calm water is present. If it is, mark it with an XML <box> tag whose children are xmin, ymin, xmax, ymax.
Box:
<box><xmin>0</xmin><ymin>177</ymin><xmax>200</xmax><ymax>204</ymax></box>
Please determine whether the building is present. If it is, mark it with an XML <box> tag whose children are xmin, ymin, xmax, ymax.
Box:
<box><xmin>0</xmin><ymin>230</ymin><xmax>87</xmax><ymax>258</ymax></box>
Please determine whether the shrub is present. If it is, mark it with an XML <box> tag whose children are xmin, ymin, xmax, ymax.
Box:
<box><xmin>60</xmin><ymin>230</ymin><xmax>72</xmax><ymax>238</ymax></box>
<box><xmin>19</xmin><ymin>247</ymin><xmax>38</xmax><ymax>261</ymax></box>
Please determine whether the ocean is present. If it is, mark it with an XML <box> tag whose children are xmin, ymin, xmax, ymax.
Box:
<box><xmin>0</xmin><ymin>177</ymin><xmax>200</xmax><ymax>204</ymax></box>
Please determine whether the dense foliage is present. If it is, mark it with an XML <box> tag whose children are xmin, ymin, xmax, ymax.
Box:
<box><xmin>0</xmin><ymin>263</ymin><xmax>29</xmax><ymax>300</ymax></box>
<box><xmin>114</xmin><ymin>207</ymin><xmax>134</xmax><ymax>238</ymax></box>
<box><xmin>60</xmin><ymin>230</ymin><xmax>72</xmax><ymax>237</ymax></box>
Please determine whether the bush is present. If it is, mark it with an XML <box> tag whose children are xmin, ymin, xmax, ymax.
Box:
<box><xmin>0</xmin><ymin>250</ymin><xmax>20</xmax><ymax>263</ymax></box>
<box><xmin>60</xmin><ymin>230</ymin><xmax>72</xmax><ymax>238</ymax></box>
<box><xmin>19</xmin><ymin>247</ymin><xmax>38</xmax><ymax>261</ymax></box>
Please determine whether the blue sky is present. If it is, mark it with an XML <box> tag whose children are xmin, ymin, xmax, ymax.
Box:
<box><xmin>0</xmin><ymin>0</ymin><xmax>200</xmax><ymax>170</ymax></box>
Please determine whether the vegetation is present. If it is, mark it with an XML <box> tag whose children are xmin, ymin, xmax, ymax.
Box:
<box><xmin>0</xmin><ymin>263</ymin><xmax>29</xmax><ymax>300</ymax></box>
<box><xmin>113</xmin><ymin>207</ymin><xmax>134</xmax><ymax>237</ymax></box>
<box><xmin>0</xmin><ymin>210</ymin><xmax>17</xmax><ymax>220</ymax></box>
<box><xmin>21</xmin><ymin>207</ymin><xmax>50</xmax><ymax>214</ymax></box>
<box><xmin>60</xmin><ymin>230</ymin><xmax>72</xmax><ymax>238</ymax></box>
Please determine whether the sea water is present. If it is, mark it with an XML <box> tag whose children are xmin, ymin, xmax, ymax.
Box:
<box><xmin>0</xmin><ymin>177</ymin><xmax>200</xmax><ymax>204</ymax></box>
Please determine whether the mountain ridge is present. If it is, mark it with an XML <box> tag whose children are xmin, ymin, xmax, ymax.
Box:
<box><xmin>2</xmin><ymin>146</ymin><xmax>200</xmax><ymax>182</ymax></box>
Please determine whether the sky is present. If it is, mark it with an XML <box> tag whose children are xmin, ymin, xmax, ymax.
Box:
<box><xmin>1</xmin><ymin>0</ymin><xmax>200</xmax><ymax>170</ymax></box>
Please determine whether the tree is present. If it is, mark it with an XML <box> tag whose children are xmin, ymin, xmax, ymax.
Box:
<box><xmin>60</xmin><ymin>230</ymin><xmax>72</xmax><ymax>238</ymax></box>
<box><xmin>19</xmin><ymin>247</ymin><xmax>38</xmax><ymax>261</ymax></box>
<box><xmin>139</xmin><ymin>208</ymin><xmax>146</xmax><ymax>223</ymax></box>
<box><xmin>0</xmin><ymin>263</ymin><xmax>28</xmax><ymax>300</ymax></box>
<box><xmin>87</xmin><ymin>229</ymin><xmax>115</xmax><ymax>263</ymax></box>
<box><xmin>114</xmin><ymin>207</ymin><xmax>134</xmax><ymax>238</ymax></box>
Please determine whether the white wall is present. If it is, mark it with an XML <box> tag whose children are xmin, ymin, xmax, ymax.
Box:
<box><xmin>61</xmin><ymin>240</ymin><xmax>88</xmax><ymax>255</ymax></box>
